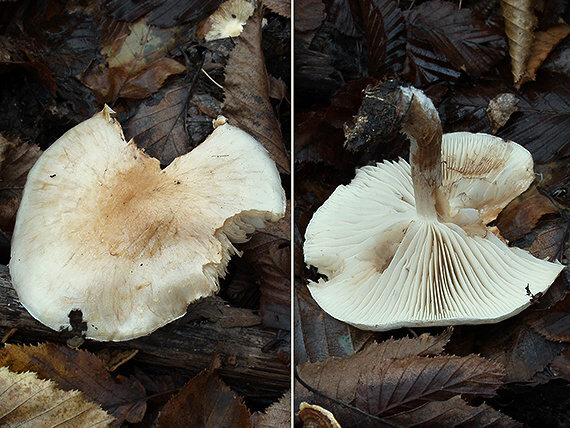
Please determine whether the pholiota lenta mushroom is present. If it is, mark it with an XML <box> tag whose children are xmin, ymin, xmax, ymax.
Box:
<box><xmin>10</xmin><ymin>106</ymin><xmax>286</xmax><ymax>341</ymax></box>
<box><xmin>304</xmin><ymin>86</ymin><xmax>564</xmax><ymax>331</ymax></box>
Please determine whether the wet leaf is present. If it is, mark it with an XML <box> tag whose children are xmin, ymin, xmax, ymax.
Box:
<box><xmin>0</xmin><ymin>367</ymin><xmax>114</xmax><ymax>427</ymax></box>
<box><xmin>385</xmin><ymin>395</ymin><xmax>522</xmax><ymax>427</ymax></box>
<box><xmin>0</xmin><ymin>136</ymin><xmax>42</xmax><ymax>232</ymax></box>
<box><xmin>223</xmin><ymin>6</ymin><xmax>290</xmax><ymax>173</ymax></box>
<box><xmin>0</xmin><ymin>343</ymin><xmax>147</xmax><ymax>425</ymax></box>
<box><xmin>441</xmin><ymin>74</ymin><xmax>570</xmax><ymax>163</ymax></box>
<box><xmin>82</xmin><ymin>19</ymin><xmax>185</xmax><ymax>103</ymax></box>
<box><xmin>295</xmin><ymin>0</ymin><xmax>326</xmax><ymax>32</ymax></box>
<box><xmin>530</xmin><ymin>297</ymin><xmax>570</xmax><ymax>342</ymax></box>
<box><xmin>521</xmin><ymin>24</ymin><xmax>570</xmax><ymax>87</ymax></box>
<box><xmin>252</xmin><ymin>390</ymin><xmax>291</xmax><ymax>427</ymax></box>
<box><xmin>500</xmin><ymin>0</ymin><xmax>537</xmax><ymax>85</ymax></box>
<box><xmin>241</xmin><ymin>203</ymin><xmax>291</xmax><ymax>330</ymax></box>
<box><xmin>297</xmin><ymin>329</ymin><xmax>454</xmax><ymax>403</ymax></box>
<box><xmin>361</xmin><ymin>0</ymin><xmax>405</xmax><ymax>77</ymax></box>
<box><xmin>353</xmin><ymin>355</ymin><xmax>504</xmax><ymax>415</ymax></box>
<box><xmin>551</xmin><ymin>348</ymin><xmax>570</xmax><ymax>381</ymax></box>
<box><xmin>263</xmin><ymin>0</ymin><xmax>291</xmax><ymax>18</ymax></box>
<box><xmin>102</xmin><ymin>0</ymin><xmax>224</xmax><ymax>27</ymax></box>
<box><xmin>295</xmin><ymin>284</ymin><xmax>373</xmax><ymax>364</ymax></box>
<box><xmin>329</xmin><ymin>0</ymin><xmax>362</xmax><ymax>37</ymax></box>
<box><xmin>405</xmin><ymin>0</ymin><xmax>507</xmax><ymax>86</ymax></box>
<box><xmin>156</xmin><ymin>367</ymin><xmax>251</xmax><ymax>427</ymax></box>
<box><xmin>125</xmin><ymin>83</ymin><xmax>192</xmax><ymax>165</ymax></box>
<box><xmin>477</xmin><ymin>317</ymin><xmax>566</xmax><ymax>382</ymax></box>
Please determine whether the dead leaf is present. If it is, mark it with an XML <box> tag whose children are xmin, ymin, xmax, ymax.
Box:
<box><xmin>241</xmin><ymin>202</ymin><xmax>291</xmax><ymax>330</ymax></box>
<box><xmin>297</xmin><ymin>329</ymin><xmax>454</xmax><ymax>404</ymax></box>
<box><xmin>295</xmin><ymin>284</ymin><xmax>373</xmax><ymax>364</ymax></box>
<box><xmin>521</xmin><ymin>24</ymin><xmax>570</xmax><ymax>87</ymax></box>
<box><xmin>487</xmin><ymin>93</ymin><xmax>519</xmax><ymax>134</ymax></box>
<box><xmin>263</xmin><ymin>0</ymin><xmax>291</xmax><ymax>18</ymax></box>
<box><xmin>252</xmin><ymin>390</ymin><xmax>291</xmax><ymax>427</ymax></box>
<box><xmin>0</xmin><ymin>366</ymin><xmax>114</xmax><ymax>427</ymax></box>
<box><xmin>82</xmin><ymin>18</ymin><xmax>185</xmax><ymax>103</ymax></box>
<box><xmin>385</xmin><ymin>395</ymin><xmax>522</xmax><ymax>427</ymax></box>
<box><xmin>0</xmin><ymin>136</ymin><xmax>42</xmax><ymax>232</ymax></box>
<box><xmin>360</xmin><ymin>0</ymin><xmax>405</xmax><ymax>77</ymax></box>
<box><xmin>102</xmin><ymin>0</ymin><xmax>224</xmax><ymax>27</ymax></box>
<box><xmin>551</xmin><ymin>348</ymin><xmax>570</xmax><ymax>381</ymax></box>
<box><xmin>295</xmin><ymin>0</ymin><xmax>326</xmax><ymax>32</ymax></box>
<box><xmin>222</xmin><ymin>6</ymin><xmax>290</xmax><ymax>173</ymax></box>
<box><xmin>0</xmin><ymin>343</ymin><xmax>147</xmax><ymax>425</ymax></box>
<box><xmin>405</xmin><ymin>0</ymin><xmax>507</xmax><ymax>86</ymax></box>
<box><xmin>477</xmin><ymin>317</ymin><xmax>566</xmax><ymax>382</ymax></box>
<box><xmin>353</xmin><ymin>355</ymin><xmax>504</xmax><ymax>415</ymax></box>
<box><xmin>530</xmin><ymin>296</ymin><xmax>570</xmax><ymax>342</ymax></box>
<box><xmin>500</xmin><ymin>0</ymin><xmax>537</xmax><ymax>85</ymax></box>
<box><xmin>156</xmin><ymin>367</ymin><xmax>251</xmax><ymax>427</ymax></box>
<box><xmin>125</xmin><ymin>83</ymin><xmax>192</xmax><ymax>165</ymax></box>
<box><xmin>495</xmin><ymin>187</ymin><xmax>558</xmax><ymax>242</ymax></box>
<box><xmin>96</xmin><ymin>348</ymin><xmax>139</xmax><ymax>371</ymax></box>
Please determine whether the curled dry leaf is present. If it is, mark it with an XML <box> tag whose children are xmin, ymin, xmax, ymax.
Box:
<box><xmin>500</xmin><ymin>0</ymin><xmax>537</xmax><ymax>85</ymax></box>
<box><xmin>0</xmin><ymin>367</ymin><xmax>114</xmax><ymax>427</ymax></box>
<box><xmin>156</xmin><ymin>367</ymin><xmax>251</xmax><ymax>427</ymax></box>
<box><xmin>0</xmin><ymin>343</ymin><xmax>147</xmax><ymax>425</ymax></box>
<box><xmin>222</xmin><ymin>6</ymin><xmax>290</xmax><ymax>173</ymax></box>
<box><xmin>252</xmin><ymin>390</ymin><xmax>291</xmax><ymax>427</ymax></box>
<box><xmin>82</xmin><ymin>18</ymin><xmax>185</xmax><ymax>103</ymax></box>
<box><xmin>522</xmin><ymin>24</ymin><xmax>570</xmax><ymax>86</ymax></box>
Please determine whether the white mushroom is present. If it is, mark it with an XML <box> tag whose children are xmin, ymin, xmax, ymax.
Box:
<box><xmin>10</xmin><ymin>106</ymin><xmax>285</xmax><ymax>341</ymax></box>
<box><xmin>304</xmin><ymin>86</ymin><xmax>564</xmax><ymax>331</ymax></box>
<box><xmin>202</xmin><ymin>0</ymin><xmax>255</xmax><ymax>41</ymax></box>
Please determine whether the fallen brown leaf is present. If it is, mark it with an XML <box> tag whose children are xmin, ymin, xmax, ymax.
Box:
<box><xmin>487</xmin><ymin>93</ymin><xmax>520</xmax><ymax>134</ymax></box>
<box><xmin>0</xmin><ymin>367</ymin><xmax>114</xmax><ymax>427</ymax></box>
<box><xmin>353</xmin><ymin>355</ymin><xmax>504</xmax><ymax>415</ymax></box>
<box><xmin>0</xmin><ymin>343</ymin><xmax>147</xmax><ymax>425</ymax></box>
<box><xmin>125</xmin><ymin>83</ymin><xmax>192</xmax><ymax>165</ymax></box>
<box><xmin>263</xmin><ymin>0</ymin><xmax>291</xmax><ymax>18</ymax></box>
<box><xmin>157</xmin><ymin>366</ymin><xmax>251</xmax><ymax>427</ymax></box>
<box><xmin>0</xmin><ymin>135</ymin><xmax>42</xmax><ymax>232</ymax></box>
<box><xmin>252</xmin><ymin>390</ymin><xmax>291</xmax><ymax>427</ymax></box>
<box><xmin>500</xmin><ymin>0</ymin><xmax>537</xmax><ymax>85</ymax></box>
<box><xmin>385</xmin><ymin>395</ymin><xmax>522</xmax><ymax>427</ymax></box>
<box><xmin>294</xmin><ymin>0</ymin><xmax>326</xmax><ymax>32</ymax></box>
<box><xmin>82</xmin><ymin>18</ymin><xmax>185</xmax><ymax>103</ymax></box>
<box><xmin>222</xmin><ymin>6</ymin><xmax>290</xmax><ymax>173</ymax></box>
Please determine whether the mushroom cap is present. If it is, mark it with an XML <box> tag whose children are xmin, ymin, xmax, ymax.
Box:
<box><xmin>203</xmin><ymin>0</ymin><xmax>255</xmax><ymax>41</ymax></box>
<box><xmin>10</xmin><ymin>106</ymin><xmax>285</xmax><ymax>341</ymax></box>
<box><xmin>304</xmin><ymin>132</ymin><xmax>563</xmax><ymax>331</ymax></box>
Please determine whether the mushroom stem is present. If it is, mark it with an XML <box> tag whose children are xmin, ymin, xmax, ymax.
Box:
<box><xmin>400</xmin><ymin>87</ymin><xmax>446</xmax><ymax>219</ymax></box>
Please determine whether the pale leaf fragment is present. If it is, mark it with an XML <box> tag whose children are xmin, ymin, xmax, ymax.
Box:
<box><xmin>0</xmin><ymin>366</ymin><xmax>113</xmax><ymax>427</ymax></box>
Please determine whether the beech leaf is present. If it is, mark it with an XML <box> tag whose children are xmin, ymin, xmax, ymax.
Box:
<box><xmin>0</xmin><ymin>343</ymin><xmax>147</xmax><ymax>425</ymax></box>
<box><xmin>385</xmin><ymin>395</ymin><xmax>522</xmax><ymax>427</ymax></box>
<box><xmin>156</xmin><ymin>367</ymin><xmax>251</xmax><ymax>427</ymax></box>
<box><xmin>252</xmin><ymin>390</ymin><xmax>291</xmax><ymax>427</ymax></box>
<box><xmin>353</xmin><ymin>355</ymin><xmax>505</xmax><ymax>415</ymax></box>
<box><xmin>0</xmin><ymin>367</ymin><xmax>114</xmax><ymax>427</ymax></box>
<box><xmin>263</xmin><ymin>0</ymin><xmax>291</xmax><ymax>18</ymax></box>
<box><xmin>222</xmin><ymin>6</ymin><xmax>290</xmax><ymax>173</ymax></box>
<box><xmin>297</xmin><ymin>329</ymin><xmax>454</xmax><ymax>404</ymax></box>
<box><xmin>0</xmin><ymin>136</ymin><xmax>42</xmax><ymax>232</ymax></box>
<box><xmin>82</xmin><ymin>19</ymin><xmax>184</xmax><ymax>103</ymax></box>
<box><xmin>125</xmin><ymin>83</ymin><xmax>192</xmax><ymax>165</ymax></box>
<box><xmin>294</xmin><ymin>0</ymin><xmax>326</xmax><ymax>32</ymax></box>
<box><xmin>500</xmin><ymin>0</ymin><xmax>537</xmax><ymax>85</ymax></box>
<box><xmin>241</xmin><ymin>203</ymin><xmax>291</xmax><ymax>330</ymax></box>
